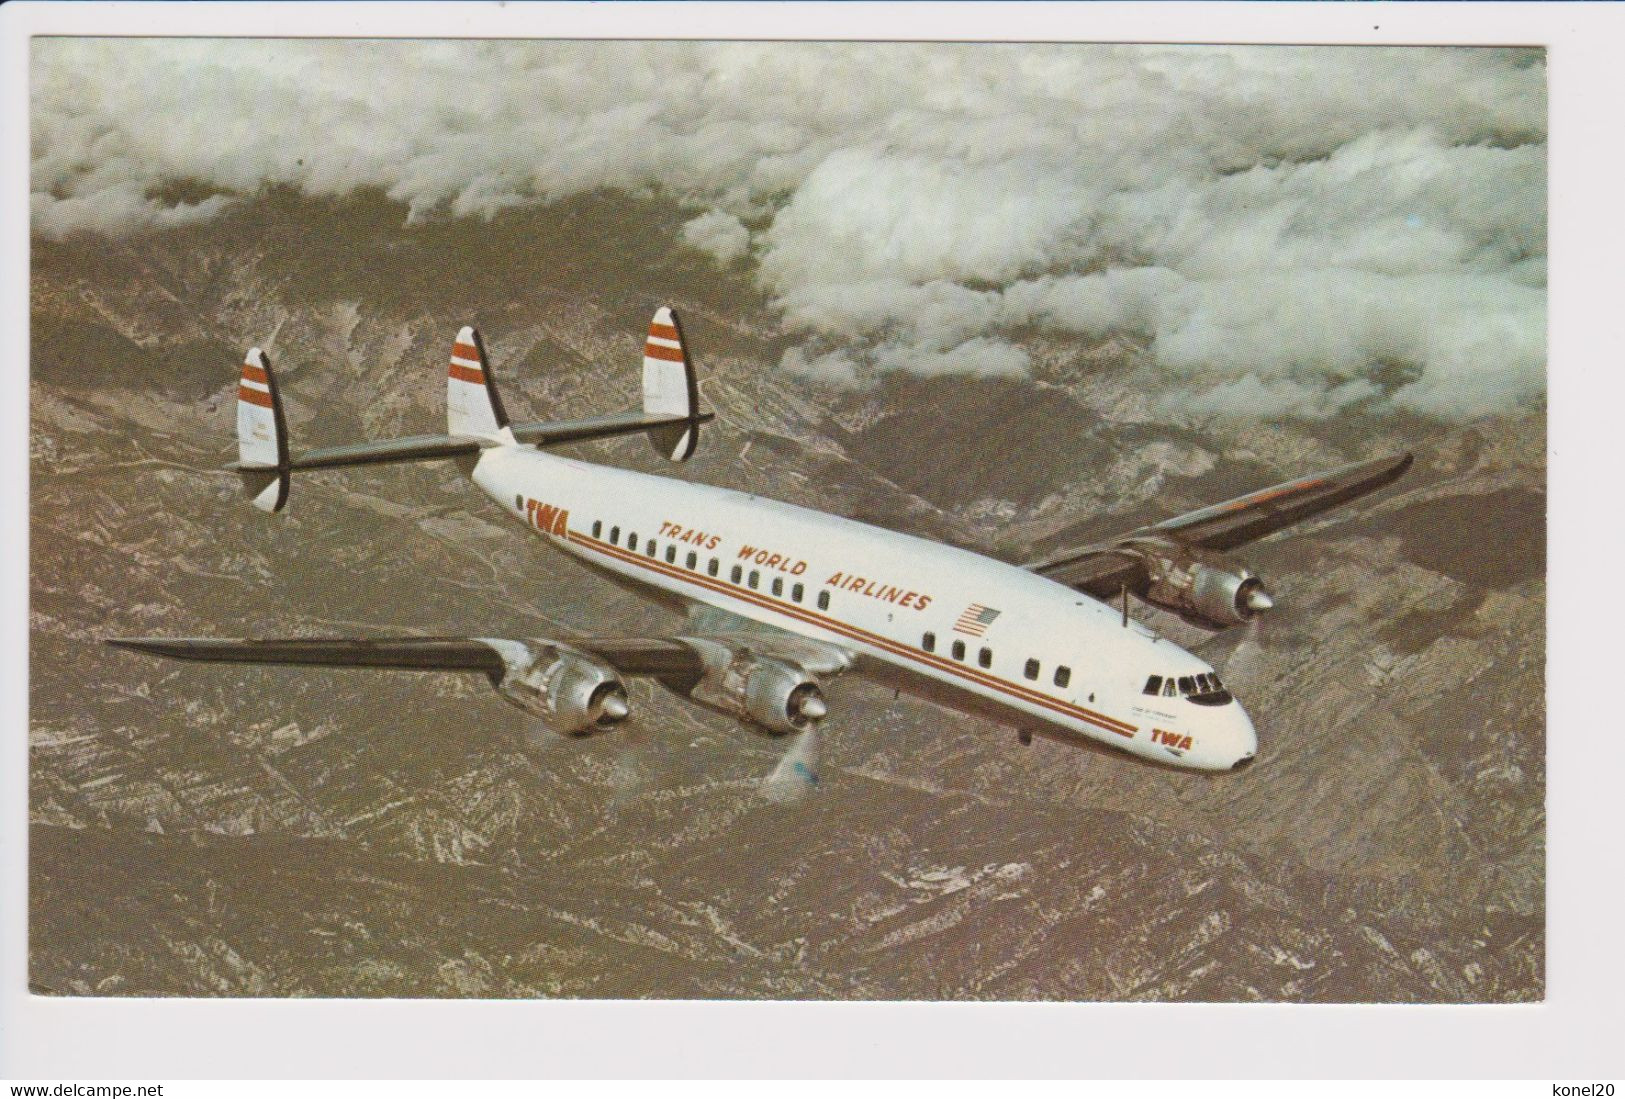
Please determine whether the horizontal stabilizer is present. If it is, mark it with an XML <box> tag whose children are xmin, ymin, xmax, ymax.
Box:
<box><xmin>281</xmin><ymin>434</ymin><xmax>486</xmax><ymax>470</ymax></box>
<box><xmin>510</xmin><ymin>410</ymin><xmax>715</xmax><ymax>449</ymax></box>
<box><xmin>222</xmin><ymin>309</ymin><xmax>713</xmax><ymax>507</ymax></box>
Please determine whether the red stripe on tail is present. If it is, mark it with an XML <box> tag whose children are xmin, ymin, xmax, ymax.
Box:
<box><xmin>644</xmin><ymin>342</ymin><xmax>684</xmax><ymax>362</ymax></box>
<box><xmin>238</xmin><ymin>384</ymin><xmax>274</xmax><ymax>408</ymax></box>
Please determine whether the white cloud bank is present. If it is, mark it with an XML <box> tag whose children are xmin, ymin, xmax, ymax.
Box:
<box><xmin>31</xmin><ymin>40</ymin><xmax>1545</xmax><ymax>419</ymax></box>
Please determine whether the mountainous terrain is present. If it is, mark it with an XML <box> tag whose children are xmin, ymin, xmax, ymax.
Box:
<box><xmin>29</xmin><ymin>190</ymin><xmax>1544</xmax><ymax>1000</ymax></box>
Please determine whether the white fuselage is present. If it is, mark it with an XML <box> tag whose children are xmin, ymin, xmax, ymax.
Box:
<box><xmin>472</xmin><ymin>444</ymin><xmax>1258</xmax><ymax>771</ymax></box>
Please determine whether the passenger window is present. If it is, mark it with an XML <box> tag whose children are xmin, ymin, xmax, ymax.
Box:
<box><xmin>731</xmin><ymin>565</ymin><xmax>743</xmax><ymax>584</ymax></box>
<box><xmin>923</xmin><ymin>632</ymin><xmax>935</xmax><ymax>653</ymax></box>
<box><xmin>686</xmin><ymin>551</ymin><xmax>697</xmax><ymax>570</ymax></box>
<box><xmin>1024</xmin><ymin>659</ymin><xmax>1040</xmax><ymax>681</ymax></box>
<box><xmin>951</xmin><ymin>640</ymin><xmax>966</xmax><ymax>661</ymax></box>
<box><xmin>1144</xmin><ymin>675</ymin><xmax>1163</xmax><ymax>696</ymax></box>
<box><xmin>978</xmin><ymin>647</ymin><xmax>992</xmax><ymax>669</ymax></box>
<box><xmin>628</xmin><ymin>533</ymin><xmax>638</xmax><ymax>551</ymax></box>
<box><xmin>1054</xmin><ymin>666</ymin><xmax>1071</xmax><ymax>688</ymax></box>
<box><xmin>772</xmin><ymin>577</ymin><xmax>783</xmax><ymax>597</ymax></box>
<box><xmin>610</xmin><ymin>526</ymin><xmax>620</xmax><ymax>545</ymax></box>
<box><xmin>592</xmin><ymin>519</ymin><xmax>602</xmax><ymax>539</ymax></box>
<box><xmin>748</xmin><ymin>570</ymin><xmax>760</xmax><ymax>589</ymax></box>
<box><xmin>647</xmin><ymin>540</ymin><xmax>657</xmax><ymax>558</ymax></box>
<box><xmin>515</xmin><ymin>495</ymin><xmax>524</xmax><ymax>511</ymax></box>
<box><xmin>708</xmin><ymin>558</ymin><xmax>719</xmax><ymax>577</ymax></box>
<box><xmin>792</xmin><ymin>583</ymin><xmax>804</xmax><ymax>603</ymax></box>
<box><xmin>1178</xmin><ymin>676</ymin><xmax>1195</xmax><ymax>695</ymax></box>
<box><xmin>817</xmin><ymin>590</ymin><xmax>830</xmax><ymax>610</ymax></box>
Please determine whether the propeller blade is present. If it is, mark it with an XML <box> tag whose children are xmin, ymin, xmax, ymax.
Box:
<box><xmin>763</xmin><ymin>728</ymin><xmax>820</xmax><ymax>803</ymax></box>
<box><xmin>607</xmin><ymin>722</ymin><xmax>660</xmax><ymax>809</ymax></box>
<box><xmin>1221</xmin><ymin>616</ymin><xmax>1267</xmax><ymax>682</ymax></box>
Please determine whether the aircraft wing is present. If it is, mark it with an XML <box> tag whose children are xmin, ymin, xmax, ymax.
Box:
<box><xmin>106</xmin><ymin>635</ymin><xmax>706</xmax><ymax>680</ymax></box>
<box><xmin>1026</xmin><ymin>451</ymin><xmax>1414</xmax><ymax>598</ymax></box>
<box><xmin>109</xmin><ymin>627</ymin><xmax>851</xmax><ymax>798</ymax></box>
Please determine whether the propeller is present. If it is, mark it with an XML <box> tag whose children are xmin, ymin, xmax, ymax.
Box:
<box><xmin>608</xmin><ymin>722</ymin><xmax>657</xmax><ymax>806</ymax></box>
<box><xmin>1196</xmin><ymin>614</ymin><xmax>1267</xmax><ymax>683</ymax></box>
<box><xmin>762</xmin><ymin>726</ymin><xmax>821</xmax><ymax>803</ymax></box>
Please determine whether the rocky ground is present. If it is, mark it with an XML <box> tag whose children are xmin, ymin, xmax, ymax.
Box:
<box><xmin>29</xmin><ymin>190</ymin><xmax>1544</xmax><ymax>1000</ymax></box>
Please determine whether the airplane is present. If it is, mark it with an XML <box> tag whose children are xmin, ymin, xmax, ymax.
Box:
<box><xmin>108</xmin><ymin>307</ymin><xmax>1413</xmax><ymax>792</ymax></box>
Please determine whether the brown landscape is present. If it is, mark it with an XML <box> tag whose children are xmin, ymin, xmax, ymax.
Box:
<box><xmin>29</xmin><ymin>187</ymin><xmax>1544</xmax><ymax>1001</ymax></box>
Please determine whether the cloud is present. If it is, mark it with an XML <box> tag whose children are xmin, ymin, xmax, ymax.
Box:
<box><xmin>680</xmin><ymin>210</ymin><xmax>750</xmax><ymax>266</ymax></box>
<box><xmin>31</xmin><ymin>40</ymin><xmax>1545</xmax><ymax>419</ymax></box>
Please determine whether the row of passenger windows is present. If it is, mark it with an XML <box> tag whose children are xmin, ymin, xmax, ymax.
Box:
<box><xmin>1144</xmin><ymin>672</ymin><xmax>1225</xmax><ymax>697</ymax></box>
<box><xmin>919</xmin><ymin>632</ymin><xmax>1072</xmax><ymax>688</ymax></box>
<box><xmin>586</xmin><ymin>518</ymin><xmax>832</xmax><ymax>609</ymax></box>
<box><xmin>573</xmin><ymin>512</ymin><xmax>1083</xmax><ymax>693</ymax></box>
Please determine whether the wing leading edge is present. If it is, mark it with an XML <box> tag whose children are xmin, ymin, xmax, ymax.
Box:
<box><xmin>106</xmin><ymin>635</ymin><xmax>704</xmax><ymax>679</ymax></box>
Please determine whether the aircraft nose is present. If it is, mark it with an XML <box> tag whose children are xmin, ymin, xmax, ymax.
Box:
<box><xmin>1229</xmin><ymin>706</ymin><xmax>1259</xmax><ymax>771</ymax></box>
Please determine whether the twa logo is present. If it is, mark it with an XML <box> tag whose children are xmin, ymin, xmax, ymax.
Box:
<box><xmin>1153</xmin><ymin>728</ymin><xmax>1193</xmax><ymax>752</ymax></box>
<box><xmin>524</xmin><ymin>498</ymin><xmax>569</xmax><ymax>537</ymax></box>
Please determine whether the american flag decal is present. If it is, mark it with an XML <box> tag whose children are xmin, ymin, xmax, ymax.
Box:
<box><xmin>953</xmin><ymin>603</ymin><xmax>1001</xmax><ymax>636</ymax></box>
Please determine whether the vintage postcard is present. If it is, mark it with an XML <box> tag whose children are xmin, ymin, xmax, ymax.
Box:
<box><xmin>28</xmin><ymin>36</ymin><xmax>1544</xmax><ymax>1008</ymax></box>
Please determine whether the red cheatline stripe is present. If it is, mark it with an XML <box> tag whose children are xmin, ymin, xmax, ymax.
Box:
<box><xmin>649</xmin><ymin>323</ymin><xmax>679</xmax><ymax>341</ymax></box>
<box><xmin>453</xmin><ymin>342</ymin><xmax>481</xmax><ymax>362</ymax></box>
<box><xmin>1219</xmin><ymin>478</ymin><xmax>1325</xmax><ymax>515</ymax></box>
<box><xmin>448</xmin><ymin>364</ymin><xmax>485</xmax><ymax>384</ymax></box>
<box><xmin>238</xmin><ymin>385</ymin><xmax>274</xmax><ymax>408</ymax></box>
<box><xmin>644</xmin><ymin>342</ymin><xmax>685</xmax><ymax>362</ymax></box>
<box><xmin>242</xmin><ymin>364</ymin><xmax>270</xmax><ymax>385</ymax></box>
<box><xmin>564</xmin><ymin>528</ymin><xmax>1138</xmax><ymax>739</ymax></box>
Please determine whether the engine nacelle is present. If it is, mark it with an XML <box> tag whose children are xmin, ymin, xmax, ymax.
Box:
<box><xmin>1126</xmin><ymin>540</ymin><xmax>1274</xmax><ymax>629</ymax></box>
<box><xmin>482</xmin><ymin>639</ymin><xmax>630</xmax><ymax>737</ymax></box>
<box><xmin>682</xmin><ymin>641</ymin><xmax>828</xmax><ymax>736</ymax></box>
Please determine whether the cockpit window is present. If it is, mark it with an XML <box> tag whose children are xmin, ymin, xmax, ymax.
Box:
<box><xmin>1148</xmin><ymin>671</ymin><xmax>1233</xmax><ymax>705</ymax></box>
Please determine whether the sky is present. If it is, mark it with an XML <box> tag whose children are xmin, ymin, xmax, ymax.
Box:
<box><xmin>31</xmin><ymin>40</ymin><xmax>1547</xmax><ymax>420</ymax></box>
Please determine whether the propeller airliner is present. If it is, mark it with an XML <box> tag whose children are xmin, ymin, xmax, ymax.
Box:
<box><xmin>109</xmin><ymin>308</ymin><xmax>1413</xmax><ymax>792</ymax></box>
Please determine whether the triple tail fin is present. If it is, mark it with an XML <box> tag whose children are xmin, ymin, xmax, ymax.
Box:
<box><xmin>447</xmin><ymin>326</ymin><xmax>510</xmax><ymax>438</ymax></box>
<box><xmin>642</xmin><ymin>307</ymin><xmax>702</xmax><ymax>461</ymax></box>
<box><xmin>234</xmin><ymin>348</ymin><xmax>290</xmax><ymax>513</ymax></box>
<box><xmin>227</xmin><ymin>307</ymin><xmax>713</xmax><ymax>516</ymax></box>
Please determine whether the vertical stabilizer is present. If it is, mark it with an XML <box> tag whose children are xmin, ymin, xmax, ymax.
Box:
<box><xmin>235</xmin><ymin>348</ymin><xmax>290</xmax><ymax>513</ymax></box>
<box><xmin>447</xmin><ymin>326</ymin><xmax>510</xmax><ymax>438</ymax></box>
<box><xmin>642</xmin><ymin>306</ymin><xmax>701</xmax><ymax>461</ymax></box>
